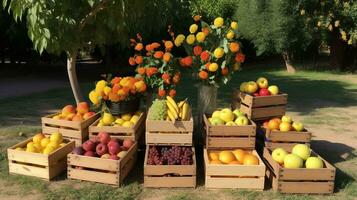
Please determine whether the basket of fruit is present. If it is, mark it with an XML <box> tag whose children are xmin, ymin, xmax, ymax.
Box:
<box><xmin>203</xmin><ymin>108</ymin><xmax>256</xmax><ymax>149</ymax></box>
<box><xmin>7</xmin><ymin>133</ymin><xmax>75</xmax><ymax>180</ymax></box>
<box><xmin>41</xmin><ymin>102</ymin><xmax>99</xmax><ymax>146</ymax></box>
<box><xmin>144</xmin><ymin>145</ymin><xmax>196</xmax><ymax>188</ymax></box>
<box><xmin>263</xmin><ymin>144</ymin><xmax>335</xmax><ymax>194</ymax></box>
<box><xmin>67</xmin><ymin>133</ymin><xmax>137</xmax><ymax>186</ymax></box>
<box><xmin>146</xmin><ymin>96</ymin><xmax>193</xmax><ymax>146</ymax></box>
<box><xmin>89</xmin><ymin>111</ymin><xmax>145</xmax><ymax>141</ymax></box>
<box><xmin>260</xmin><ymin>115</ymin><xmax>311</xmax><ymax>151</ymax></box>
<box><xmin>233</xmin><ymin>77</ymin><xmax>287</xmax><ymax>120</ymax></box>
<box><xmin>204</xmin><ymin>148</ymin><xmax>265</xmax><ymax>189</ymax></box>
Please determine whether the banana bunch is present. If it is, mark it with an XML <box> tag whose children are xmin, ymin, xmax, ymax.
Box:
<box><xmin>166</xmin><ymin>96</ymin><xmax>190</xmax><ymax>122</ymax></box>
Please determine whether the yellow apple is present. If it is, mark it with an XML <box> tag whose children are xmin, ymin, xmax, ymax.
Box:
<box><xmin>219</xmin><ymin>108</ymin><xmax>234</xmax><ymax>123</ymax></box>
<box><xmin>279</xmin><ymin>122</ymin><xmax>292</xmax><ymax>131</ymax></box>
<box><xmin>245</xmin><ymin>81</ymin><xmax>258</xmax><ymax>94</ymax></box>
<box><xmin>284</xmin><ymin>154</ymin><xmax>303</xmax><ymax>168</ymax></box>
<box><xmin>210</xmin><ymin>117</ymin><xmax>225</xmax><ymax>125</ymax></box>
<box><xmin>305</xmin><ymin>157</ymin><xmax>324</xmax><ymax>168</ymax></box>
<box><xmin>212</xmin><ymin>110</ymin><xmax>221</xmax><ymax>119</ymax></box>
<box><xmin>292</xmin><ymin>121</ymin><xmax>304</xmax><ymax>132</ymax></box>
<box><xmin>281</xmin><ymin>115</ymin><xmax>292</xmax><ymax>123</ymax></box>
<box><xmin>256</xmin><ymin>77</ymin><xmax>268</xmax><ymax>89</ymax></box>
<box><xmin>272</xmin><ymin>148</ymin><xmax>288</xmax><ymax>164</ymax></box>
<box><xmin>225</xmin><ymin>121</ymin><xmax>236</xmax><ymax>126</ymax></box>
<box><xmin>268</xmin><ymin>85</ymin><xmax>279</xmax><ymax>95</ymax></box>
<box><xmin>292</xmin><ymin>144</ymin><xmax>311</xmax><ymax>160</ymax></box>
<box><xmin>239</xmin><ymin>82</ymin><xmax>247</xmax><ymax>92</ymax></box>
<box><xmin>235</xmin><ymin>116</ymin><xmax>249</xmax><ymax>126</ymax></box>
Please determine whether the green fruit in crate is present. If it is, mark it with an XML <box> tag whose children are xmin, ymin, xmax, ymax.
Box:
<box><xmin>292</xmin><ymin>144</ymin><xmax>311</xmax><ymax>160</ymax></box>
<box><xmin>210</xmin><ymin>117</ymin><xmax>225</xmax><ymax>125</ymax></box>
<box><xmin>148</xmin><ymin>99</ymin><xmax>167</xmax><ymax>120</ymax></box>
<box><xmin>102</xmin><ymin>112</ymin><xmax>115</xmax><ymax>125</ymax></box>
<box><xmin>305</xmin><ymin>157</ymin><xmax>324</xmax><ymax>169</ymax></box>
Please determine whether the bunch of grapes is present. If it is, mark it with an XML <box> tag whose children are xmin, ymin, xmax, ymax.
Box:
<box><xmin>147</xmin><ymin>146</ymin><xmax>193</xmax><ymax>165</ymax></box>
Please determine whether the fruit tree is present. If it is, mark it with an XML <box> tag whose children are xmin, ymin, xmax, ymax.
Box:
<box><xmin>3</xmin><ymin>0</ymin><xmax>185</xmax><ymax>103</ymax></box>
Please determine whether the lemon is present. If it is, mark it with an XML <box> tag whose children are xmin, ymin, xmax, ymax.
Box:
<box><xmin>102</xmin><ymin>112</ymin><xmax>115</xmax><ymax>125</ymax></box>
<box><xmin>208</xmin><ymin>63</ymin><xmax>219</xmax><ymax>72</ymax></box>
<box><xmin>196</xmin><ymin>32</ymin><xmax>206</xmax><ymax>42</ymax></box>
<box><xmin>40</xmin><ymin>137</ymin><xmax>51</xmax><ymax>148</ymax></box>
<box><xmin>103</xmin><ymin>86</ymin><xmax>112</xmax><ymax>96</ymax></box>
<box><xmin>43</xmin><ymin>146</ymin><xmax>56</xmax><ymax>155</ymax></box>
<box><xmin>89</xmin><ymin>90</ymin><xmax>100</xmax><ymax>105</ymax></box>
<box><xmin>33</xmin><ymin>143</ymin><xmax>42</xmax><ymax>152</ymax></box>
<box><xmin>214</xmin><ymin>17</ymin><xmax>224</xmax><ymax>27</ymax></box>
<box><xmin>47</xmin><ymin>141</ymin><xmax>59</xmax><ymax>149</ymax></box>
<box><xmin>33</xmin><ymin>133</ymin><xmax>45</xmax><ymax>143</ymax></box>
<box><xmin>121</xmin><ymin>113</ymin><xmax>132</xmax><ymax>121</ymax></box>
<box><xmin>50</xmin><ymin>132</ymin><xmax>63</xmax><ymax>144</ymax></box>
<box><xmin>122</xmin><ymin>121</ymin><xmax>134</xmax><ymax>128</ymax></box>
<box><xmin>130</xmin><ymin>115</ymin><xmax>140</xmax><ymax>124</ymax></box>
<box><xmin>230</xmin><ymin>21</ymin><xmax>238</xmax><ymax>30</ymax></box>
<box><xmin>189</xmin><ymin>24</ymin><xmax>198</xmax><ymax>33</ymax></box>
<box><xmin>226</xmin><ymin>30</ymin><xmax>234</xmax><ymax>39</ymax></box>
<box><xmin>26</xmin><ymin>145</ymin><xmax>38</xmax><ymax>153</ymax></box>
<box><xmin>186</xmin><ymin>34</ymin><xmax>195</xmax><ymax>45</ymax></box>
<box><xmin>95</xmin><ymin>80</ymin><xmax>107</xmax><ymax>93</ymax></box>
<box><xmin>26</xmin><ymin>141</ymin><xmax>34</xmax><ymax>149</ymax></box>
<box><xmin>115</xmin><ymin>118</ymin><xmax>125</xmax><ymax>125</ymax></box>
<box><xmin>213</xmin><ymin>47</ymin><xmax>224</xmax><ymax>59</ymax></box>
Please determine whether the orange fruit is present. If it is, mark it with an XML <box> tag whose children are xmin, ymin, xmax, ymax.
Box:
<box><xmin>272</xmin><ymin>117</ymin><xmax>282</xmax><ymax>124</ymax></box>
<box><xmin>219</xmin><ymin>151</ymin><xmax>235</xmax><ymax>164</ymax></box>
<box><xmin>209</xmin><ymin>152</ymin><xmax>219</xmax><ymax>160</ymax></box>
<box><xmin>229</xmin><ymin>160</ymin><xmax>241</xmax><ymax>165</ymax></box>
<box><xmin>163</xmin><ymin>53</ymin><xmax>171</xmax><ymax>62</ymax></box>
<box><xmin>210</xmin><ymin>160</ymin><xmax>222</xmax><ymax>164</ymax></box>
<box><xmin>232</xmin><ymin>149</ymin><xmax>245</xmax><ymax>163</ymax></box>
<box><xmin>243</xmin><ymin>154</ymin><xmax>259</xmax><ymax>165</ymax></box>
<box><xmin>229</xmin><ymin>42</ymin><xmax>240</xmax><ymax>53</ymax></box>
<box><xmin>268</xmin><ymin>120</ymin><xmax>280</xmax><ymax>130</ymax></box>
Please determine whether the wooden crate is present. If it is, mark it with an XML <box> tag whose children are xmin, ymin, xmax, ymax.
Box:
<box><xmin>42</xmin><ymin>113</ymin><xmax>100</xmax><ymax>146</ymax></box>
<box><xmin>263</xmin><ymin>147</ymin><xmax>335</xmax><ymax>194</ymax></box>
<box><xmin>235</xmin><ymin>91</ymin><xmax>287</xmax><ymax>120</ymax></box>
<box><xmin>203</xmin><ymin>114</ymin><xmax>256</xmax><ymax>149</ymax></box>
<box><xmin>262</xmin><ymin>127</ymin><xmax>311</xmax><ymax>152</ymax></box>
<box><xmin>89</xmin><ymin>112</ymin><xmax>145</xmax><ymax>141</ymax></box>
<box><xmin>67</xmin><ymin>141</ymin><xmax>138</xmax><ymax>186</ymax></box>
<box><xmin>204</xmin><ymin>148</ymin><xmax>265</xmax><ymax>189</ymax></box>
<box><xmin>146</xmin><ymin>110</ymin><xmax>193</xmax><ymax>146</ymax></box>
<box><xmin>7</xmin><ymin>138</ymin><xmax>75</xmax><ymax>180</ymax></box>
<box><xmin>144</xmin><ymin>146</ymin><xmax>196</xmax><ymax>188</ymax></box>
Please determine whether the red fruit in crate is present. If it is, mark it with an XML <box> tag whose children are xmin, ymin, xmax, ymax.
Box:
<box><xmin>109</xmin><ymin>155</ymin><xmax>119</xmax><ymax>160</ymax></box>
<box><xmin>77</xmin><ymin>102</ymin><xmax>90</xmax><ymax>114</ymax></box>
<box><xmin>83</xmin><ymin>112</ymin><xmax>96</xmax><ymax>120</ymax></box>
<box><xmin>253</xmin><ymin>92</ymin><xmax>260</xmax><ymax>97</ymax></box>
<box><xmin>108</xmin><ymin>140</ymin><xmax>121</xmax><ymax>155</ymax></box>
<box><xmin>62</xmin><ymin>105</ymin><xmax>76</xmax><ymax>116</ymax></box>
<box><xmin>82</xmin><ymin>140</ymin><xmax>95</xmax><ymax>152</ymax></box>
<box><xmin>84</xmin><ymin>151</ymin><xmax>95</xmax><ymax>157</ymax></box>
<box><xmin>123</xmin><ymin>139</ymin><xmax>134</xmax><ymax>150</ymax></box>
<box><xmin>96</xmin><ymin>143</ymin><xmax>108</xmax><ymax>156</ymax></box>
<box><xmin>98</xmin><ymin>132</ymin><xmax>111</xmax><ymax>144</ymax></box>
<box><xmin>72</xmin><ymin>147</ymin><xmax>84</xmax><ymax>155</ymax></box>
<box><xmin>72</xmin><ymin>114</ymin><xmax>83</xmax><ymax>122</ymax></box>
<box><xmin>259</xmin><ymin>88</ymin><xmax>271</xmax><ymax>96</ymax></box>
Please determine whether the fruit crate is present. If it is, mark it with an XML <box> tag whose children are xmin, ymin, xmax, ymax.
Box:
<box><xmin>7</xmin><ymin>138</ymin><xmax>75</xmax><ymax>180</ymax></box>
<box><xmin>263</xmin><ymin>147</ymin><xmax>335</xmax><ymax>194</ymax></box>
<box><xmin>144</xmin><ymin>146</ymin><xmax>196</xmax><ymax>188</ymax></box>
<box><xmin>146</xmin><ymin>109</ymin><xmax>193</xmax><ymax>146</ymax></box>
<box><xmin>204</xmin><ymin>148</ymin><xmax>265</xmax><ymax>189</ymax></box>
<box><xmin>42</xmin><ymin>113</ymin><xmax>100</xmax><ymax>146</ymax></box>
<box><xmin>67</xmin><ymin>141</ymin><xmax>138</xmax><ymax>186</ymax></box>
<box><xmin>261</xmin><ymin>127</ymin><xmax>312</xmax><ymax>152</ymax></box>
<box><xmin>89</xmin><ymin>112</ymin><xmax>145</xmax><ymax>141</ymax></box>
<box><xmin>203</xmin><ymin>115</ymin><xmax>256</xmax><ymax>149</ymax></box>
<box><xmin>234</xmin><ymin>91</ymin><xmax>287</xmax><ymax>120</ymax></box>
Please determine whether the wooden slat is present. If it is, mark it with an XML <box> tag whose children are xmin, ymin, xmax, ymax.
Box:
<box><xmin>207</xmin><ymin>137</ymin><xmax>255</xmax><ymax>148</ymax></box>
<box><xmin>42</xmin><ymin>126</ymin><xmax>83</xmax><ymax>139</ymax></box>
<box><xmin>120</xmin><ymin>154</ymin><xmax>137</xmax><ymax>184</ymax></box>
<box><xmin>205</xmin><ymin>176</ymin><xmax>264</xmax><ymax>190</ymax></box>
<box><xmin>67</xmin><ymin>154</ymin><xmax>119</xmax><ymax>171</ymax></box>
<box><xmin>42</xmin><ymin>113</ymin><xmax>82</xmax><ymax>129</ymax></box>
<box><xmin>9</xmin><ymin>162</ymin><xmax>49</xmax><ymax>180</ymax></box>
<box><xmin>145</xmin><ymin>132</ymin><xmax>192</xmax><ymax>145</ymax></box>
<box><xmin>146</xmin><ymin>110</ymin><xmax>193</xmax><ymax>132</ymax></box>
<box><xmin>251</xmin><ymin>105</ymin><xmax>286</xmax><ymax>119</ymax></box>
<box><xmin>265</xmin><ymin>142</ymin><xmax>310</xmax><ymax>152</ymax></box>
<box><xmin>144</xmin><ymin>176</ymin><xmax>196</xmax><ymax>188</ymax></box>
<box><xmin>239</xmin><ymin>92</ymin><xmax>288</xmax><ymax>108</ymax></box>
<box><xmin>279</xmin><ymin>168</ymin><xmax>335</xmax><ymax>181</ymax></box>
<box><xmin>48</xmin><ymin>158</ymin><xmax>67</xmax><ymax>179</ymax></box>
<box><xmin>266</xmin><ymin>129</ymin><xmax>312</xmax><ymax>142</ymax></box>
<box><xmin>262</xmin><ymin>147</ymin><xmax>281</xmax><ymax>177</ymax></box>
<box><xmin>239</xmin><ymin>104</ymin><xmax>252</xmax><ymax>117</ymax></box>
<box><xmin>68</xmin><ymin>168</ymin><xmax>118</xmax><ymax>185</ymax></box>
<box><xmin>278</xmin><ymin>181</ymin><xmax>334</xmax><ymax>194</ymax></box>
<box><xmin>8</xmin><ymin>149</ymin><xmax>49</xmax><ymax>166</ymax></box>
<box><xmin>48</xmin><ymin>140</ymin><xmax>75</xmax><ymax>166</ymax></box>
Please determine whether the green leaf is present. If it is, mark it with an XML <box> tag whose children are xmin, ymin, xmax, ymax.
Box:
<box><xmin>220</xmin><ymin>60</ymin><xmax>226</xmax><ymax>69</ymax></box>
<box><xmin>43</xmin><ymin>28</ymin><xmax>50</xmax><ymax>39</ymax></box>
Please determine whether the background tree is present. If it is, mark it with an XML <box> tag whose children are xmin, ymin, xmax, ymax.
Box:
<box><xmin>3</xmin><ymin>0</ymin><xmax>189</xmax><ymax>103</ymax></box>
<box><xmin>189</xmin><ymin>0</ymin><xmax>238</xmax><ymax>20</ymax></box>
<box><xmin>235</xmin><ymin>0</ymin><xmax>313</xmax><ymax>73</ymax></box>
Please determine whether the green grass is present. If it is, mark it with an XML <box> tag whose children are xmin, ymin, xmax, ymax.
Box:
<box><xmin>0</xmin><ymin>69</ymin><xmax>357</xmax><ymax>199</ymax></box>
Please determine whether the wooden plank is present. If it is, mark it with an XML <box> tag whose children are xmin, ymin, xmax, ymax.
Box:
<box><xmin>144</xmin><ymin>176</ymin><xmax>196</xmax><ymax>188</ymax></box>
<box><xmin>278</xmin><ymin>181</ymin><xmax>334</xmax><ymax>194</ymax></box>
<box><xmin>48</xmin><ymin>158</ymin><xmax>67</xmax><ymax>179</ymax></box>
<box><xmin>48</xmin><ymin>140</ymin><xmax>75</xmax><ymax>166</ymax></box>
<box><xmin>8</xmin><ymin>149</ymin><xmax>49</xmax><ymax>166</ymax></box>
<box><xmin>207</xmin><ymin>137</ymin><xmax>255</xmax><ymax>149</ymax></box>
<box><xmin>146</xmin><ymin>110</ymin><xmax>193</xmax><ymax>132</ymax></box>
<box><xmin>265</xmin><ymin>142</ymin><xmax>310</xmax><ymax>152</ymax></box>
<box><xmin>279</xmin><ymin>168</ymin><xmax>335</xmax><ymax>181</ymax></box>
<box><xmin>239</xmin><ymin>104</ymin><xmax>252</xmax><ymax>117</ymax></box>
<box><xmin>262</xmin><ymin>147</ymin><xmax>280</xmax><ymax>177</ymax></box>
<box><xmin>42</xmin><ymin>126</ymin><xmax>83</xmax><ymax>139</ymax></box>
<box><xmin>251</xmin><ymin>106</ymin><xmax>286</xmax><ymax>119</ymax></box>
<box><xmin>42</xmin><ymin>113</ymin><xmax>82</xmax><ymax>129</ymax></box>
<box><xmin>205</xmin><ymin>176</ymin><xmax>264</xmax><ymax>190</ymax></box>
<box><xmin>67</xmin><ymin>154</ymin><xmax>119</xmax><ymax>171</ymax></box>
<box><xmin>9</xmin><ymin>162</ymin><xmax>50</xmax><ymax>180</ymax></box>
<box><xmin>68</xmin><ymin>167</ymin><xmax>118</xmax><ymax>185</ymax></box>
<box><xmin>120</xmin><ymin>153</ymin><xmax>137</xmax><ymax>184</ymax></box>
<box><xmin>145</xmin><ymin>132</ymin><xmax>192</xmax><ymax>145</ymax></box>
<box><xmin>239</xmin><ymin>92</ymin><xmax>288</xmax><ymax>108</ymax></box>
<box><xmin>266</xmin><ymin>129</ymin><xmax>311</xmax><ymax>142</ymax></box>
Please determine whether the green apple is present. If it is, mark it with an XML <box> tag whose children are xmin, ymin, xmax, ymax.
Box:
<box><xmin>279</xmin><ymin>122</ymin><xmax>292</xmax><ymax>131</ymax></box>
<box><xmin>272</xmin><ymin>148</ymin><xmax>288</xmax><ymax>165</ymax></box>
<box><xmin>210</xmin><ymin>117</ymin><xmax>225</xmax><ymax>125</ymax></box>
<box><xmin>212</xmin><ymin>110</ymin><xmax>221</xmax><ymax>119</ymax></box>
<box><xmin>305</xmin><ymin>157</ymin><xmax>324</xmax><ymax>169</ymax></box>
<box><xmin>233</xmin><ymin>109</ymin><xmax>245</xmax><ymax>118</ymax></box>
<box><xmin>239</xmin><ymin>82</ymin><xmax>247</xmax><ymax>92</ymax></box>
<box><xmin>245</xmin><ymin>81</ymin><xmax>258</xmax><ymax>94</ymax></box>
<box><xmin>284</xmin><ymin>154</ymin><xmax>303</xmax><ymax>168</ymax></box>
<box><xmin>256</xmin><ymin>77</ymin><xmax>269</xmax><ymax>89</ymax></box>
<box><xmin>292</xmin><ymin>121</ymin><xmax>304</xmax><ymax>132</ymax></box>
<box><xmin>281</xmin><ymin>115</ymin><xmax>292</xmax><ymax>123</ymax></box>
<box><xmin>220</xmin><ymin>108</ymin><xmax>234</xmax><ymax>123</ymax></box>
<box><xmin>292</xmin><ymin>144</ymin><xmax>311</xmax><ymax>160</ymax></box>
<box><xmin>268</xmin><ymin>85</ymin><xmax>279</xmax><ymax>95</ymax></box>
<box><xmin>235</xmin><ymin>116</ymin><xmax>249</xmax><ymax>126</ymax></box>
<box><xmin>225</xmin><ymin>121</ymin><xmax>237</xmax><ymax>126</ymax></box>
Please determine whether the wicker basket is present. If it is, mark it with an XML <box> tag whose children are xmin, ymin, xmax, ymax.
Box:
<box><xmin>106</xmin><ymin>98</ymin><xmax>140</xmax><ymax>115</ymax></box>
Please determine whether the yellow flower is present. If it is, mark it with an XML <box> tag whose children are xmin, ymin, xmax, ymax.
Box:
<box><xmin>348</xmin><ymin>39</ymin><xmax>352</xmax><ymax>45</ymax></box>
<box><xmin>95</xmin><ymin>80</ymin><xmax>107</xmax><ymax>93</ymax></box>
<box><xmin>103</xmin><ymin>86</ymin><xmax>111</xmax><ymax>96</ymax></box>
<box><xmin>230</xmin><ymin>21</ymin><xmax>238</xmax><ymax>30</ymax></box>
<box><xmin>341</xmin><ymin>35</ymin><xmax>347</xmax><ymax>41</ymax></box>
<box><xmin>89</xmin><ymin>90</ymin><xmax>100</xmax><ymax>105</ymax></box>
<box><xmin>208</xmin><ymin>63</ymin><xmax>219</xmax><ymax>72</ymax></box>
<box><xmin>186</xmin><ymin>34</ymin><xmax>196</xmax><ymax>45</ymax></box>
<box><xmin>176</xmin><ymin>34</ymin><xmax>185</xmax><ymax>42</ymax></box>
<box><xmin>213</xmin><ymin>47</ymin><xmax>224</xmax><ymax>59</ymax></box>
<box><xmin>189</xmin><ymin>24</ymin><xmax>198</xmax><ymax>34</ymax></box>
<box><xmin>226</xmin><ymin>30</ymin><xmax>234</xmax><ymax>39</ymax></box>
<box><xmin>196</xmin><ymin>32</ymin><xmax>206</xmax><ymax>42</ymax></box>
<box><xmin>214</xmin><ymin>17</ymin><xmax>224</xmax><ymax>27</ymax></box>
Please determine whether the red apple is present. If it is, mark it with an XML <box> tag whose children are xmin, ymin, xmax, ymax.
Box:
<box><xmin>83</xmin><ymin>112</ymin><xmax>96</xmax><ymax>120</ymax></box>
<box><xmin>109</xmin><ymin>155</ymin><xmax>119</xmax><ymax>160</ymax></box>
<box><xmin>259</xmin><ymin>88</ymin><xmax>271</xmax><ymax>96</ymax></box>
<box><xmin>98</xmin><ymin>132</ymin><xmax>111</xmax><ymax>144</ymax></box>
<box><xmin>72</xmin><ymin>147</ymin><xmax>84</xmax><ymax>155</ymax></box>
<box><xmin>77</xmin><ymin>102</ymin><xmax>90</xmax><ymax>114</ymax></box>
<box><xmin>108</xmin><ymin>140</ymin><xmax>120</xmax><ymax>155</ymax></box>
<box><xmin>253</xmin><ymin>92</ymin><xmax>260</xmax><ymax>97</ymax></box>
<box><xmin>62</xmin><ymin>105</ymin><xmax>76</xmax><ymax>116</ymax></box>
<box><xmin>84</xmin><ymin>151</ymin><xmax>95</xmax><ymax>157</ymax></box>
<box><xmin>123</xmin><ymin>139</ymin><xmax>134</xmax><ymax>150</ymax></box>
<box><xmin>96</xmin><ymin>143</ymin><xmax>108</xmax><ymax>156</ymax></box>
<box><xmin>82</xmin><ymin>140</ymin><xmax>95</xmax><ymax>152</ymax></box>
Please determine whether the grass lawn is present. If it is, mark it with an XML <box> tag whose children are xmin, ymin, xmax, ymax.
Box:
<box><xmin>0</xmin><ymin>68</ymin><xmax>357</xmax><ymax>200</ymax></box>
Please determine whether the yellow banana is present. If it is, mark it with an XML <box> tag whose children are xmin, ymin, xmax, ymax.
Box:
<box><xmin>166</xmin><ymin>96</ymin><xmax>179</xmax><ymax>112</ymax></box>
<box><xmin>166</xmin><ymin>115</ymin><xmax>170</xmax><ymax>121</ymax></box>
<box><xmin>178</xmin><ymin>100</ymin><xmax>185</xmax><ymax>109</ymax></box>
<box><xmin>167</xmin><ymin>109</ymin><xmax>176</xmax><ymax>122</ymax></box>
<box><xmin>166</xmin><ymin>101</ymin><xmax>179</xmax><ymax>117</ymax></box>
<box><xmin>182</xmin><ymin>103</ymin><xmax>189</xmax><ymax>120</ymax></box>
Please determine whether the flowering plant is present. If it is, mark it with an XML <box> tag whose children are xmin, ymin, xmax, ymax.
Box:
<box><xmin>89</xmin><ymin>76</ymin><xmax>147</xmax><ymax>106</ymax></box>
<box><xmin>128</xmin><ymin>34</ymin><xmax>180</xmax><ymax>97</ymax></box>
<box><xmin>171</xmin><ymin>16</ymin><xmax>245</xmax><ymax>87</ymax></box>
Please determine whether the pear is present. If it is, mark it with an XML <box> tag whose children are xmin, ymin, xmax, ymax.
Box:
<box><xmin>102</xmin><ymin>112</ymin><xmax>115</xmax><ymax>126</ymax></box>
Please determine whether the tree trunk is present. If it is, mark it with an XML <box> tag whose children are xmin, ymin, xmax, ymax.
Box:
<box><xmin>67</xmin><ymin>50</ymin><xmax>84</xmax><ymax>103</ymax></box>
<box><xmin>282</xmin><ymin>51</ymin><xmax>296</xmax><ymax>73</ymax></box>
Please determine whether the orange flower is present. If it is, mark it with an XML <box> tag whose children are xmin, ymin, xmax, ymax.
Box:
<box><xmin>204</xmin><ymin>62</ymin><xmax>210</xmax><ymax>70</ymax></box>
<box><xmin>200</xmin><ymin>51</ymin><xmax>210</xmax><ymax>61</ymax></box>
<box><xmin>193</xmin><ymin>15</ymin><xmax>201</xmax><ymax>22</ymax></box>
<box><xmin>172</xmin><ymin>72</ymin><xmax>180</xmax><ymax>84</ymax></box>
<box><xmin>193</xmin><ymin>45</ymin><xmax>202</xmax><ymax>56</ymax></box>
<box><xmin>109</xmin><ymin>92</ymin><xmax>120</xmax><ymax>102</ymax></box>
<box><xmin>134</xmin><ymin>80</ymin><xmax>147</xmax><ymax>93</ymax></box>
<box><xmin>221</xmin><ymin>67</ymin><xmax>229</xmax><ymax>76</ymax></box>
<box><xmin>151</xmin><ymin>42</ymin><xmax>161</xmax><ymax>49</ymax></box>
<box><xmin>199</xmin><ymin>70</ymin><xmax>209</xmax><ymax>80</ymax></box>
<box><xmin>146</xmin><ymin>67</ymin><xmax>158</xmax><ymax>77</ymax></box>
<box><xmin>235</xmin><ymin>53</ymin><xmax>245</xmax><ymax>63</ymax></box>
<box><xmin>202</xmin><ymin>27</ymin><xmax>210</xmax><ymax>36</ymax></box>
<box><xmin>117</xmin><ymin>88</ymin><xmax>128</xmax><ymax>97</ymax></box>
<box><xmin>158</xmin><ymin>89</ymin><xmax>166</xmax><ymax>97</ymax></box>
<box><xmin>128</xmin><ymin>57</ymin><xmax>136</xmax><ymax>66</ymax></box>
<box><xmin>154</xmin><ymin>51</ymin><xmax>164</xmax><ymax>59</ymax></box>
<box><xmin>164</xmin><ymin>41</ymin><xmax>174</xmax><ymax>50</ymax></box>
<box><xmin>111</xmin><ymin>77</ymin><xmax>121</xmax><ymax>85</ymax></box>
<box><xmin>180</xmin><ymin>56</ymin><xmax>193</xmax><ymax>67</ymax></box>
<box><xmin>229</xmin><ymin>42</ymin><xmax>240</xmax><ymax>53</ymax></box>
<box><xmin>135</xmin><ymin>43</ymin><xmax>143</xmax><ymax>51</ymax></box>
<box><xmin>135</xmin><ymin>56</ymin><xmax>143</xmax><ymax>64</ymax></box>
<box><xmin>137</xmin><ymin>67</ymin><xmax>146</xmax><ymax>75</ymax></box>
<box><xmin>169</xmin><ymin>89</ymin><xmax>176</xmax><ymax>97</ymax></box>
<box><xmin>163</xmin><ymin>52</ymin><xmax>171</xmax><ymax>62</ymax></box>
<box><xmin>146</xmin><ymin>44</ymin><xmax>154</xmax><ymax>51</ymax></box>
<box><xmin>112</xmin><ymin>84</ymin><xmax>121</xmax><ymax>93</ymax></box>
<box><xmin>162</xmin><ymin>73</ymin><xmax>170</xmax><ymax>80</ymax></box>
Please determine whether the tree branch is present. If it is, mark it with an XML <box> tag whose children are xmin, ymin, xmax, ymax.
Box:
<box><xmin>79</xmin><ymin>0</ymin><xmax>109</xmax><ymax>31</ymax></box>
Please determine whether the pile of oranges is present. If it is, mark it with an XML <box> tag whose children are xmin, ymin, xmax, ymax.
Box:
<box><xmin>209</xmin><ymin>149</ymin><xmax>259</xmax><ymax>165</ymax></box>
